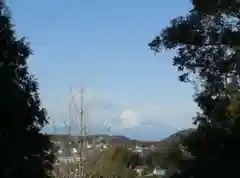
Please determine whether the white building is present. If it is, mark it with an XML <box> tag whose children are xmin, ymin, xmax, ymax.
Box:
<box><xmin>87</xmin><ymin>143</ymin><xmax>93</xmax><ymax>149</ymax></box>
<box><xmin>135</xmin><ymin>145</ymin><xmax>143</xmax><ymax>154</ymax></box>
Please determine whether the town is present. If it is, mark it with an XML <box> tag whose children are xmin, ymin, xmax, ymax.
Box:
<box><xmin>50</xmin><ymin>134</ymin><xmax>166</xmax><ymax>177</ymax></box>
<box><xmin>48</xmin><ymin>130</ymin><xmax>191</xmax><ymax>178</ymax></box>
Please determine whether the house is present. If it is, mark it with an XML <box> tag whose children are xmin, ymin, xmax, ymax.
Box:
<box><xmin>57</xmin><ymin>156</ymin><xmax>75</xmax><ymax>164</ymax></box>
<box><xmin>149</xmin><ymin>145</ymin><xmax>156</xmax><ymax>151</ymax></box>
<box><xmin>87</xmin><ymin>143</ymin><xmax>93</xmax><ymax>149</ymax></box>
<box><xmin>134</xmin><ymin>145</ymin><xmax>144</xmax><ymax>156</ymax></box>
<box><xmin>99</xmin><ymin>144</ymin><xmax>109</xmax><ymax>151</ymax></box>
<box><xmin>72</xmin><ymin>148</ymin><xmax>78</xmax><ymax>154</ymax></box>
<box><xmin>96</xmin><ymin>143</ymin><xmax>101</xmax><ymax>148</ymax></box>
<box><xmin>134</xmin><ymin>165</ymin><xmax>148</xmax><ymax>176</ymax></box>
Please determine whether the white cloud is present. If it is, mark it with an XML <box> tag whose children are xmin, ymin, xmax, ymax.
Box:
<box><xmin>120</xmin><ymin>109</ymin><xmax>140</xmax><ymax>128</ymax></box>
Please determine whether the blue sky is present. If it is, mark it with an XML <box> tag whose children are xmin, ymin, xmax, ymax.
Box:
<box><xmin>7</xmin><ymin>0</ymin><xmax>197</xmax><ymax>140</ymax></box>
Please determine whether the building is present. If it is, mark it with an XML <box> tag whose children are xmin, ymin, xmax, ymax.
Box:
<box><xmin>134</xmin><ymin>145</ymin><xmax>144</xmax><ymax>156</ymax></box>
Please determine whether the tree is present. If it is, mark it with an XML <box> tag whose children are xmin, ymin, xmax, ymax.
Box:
<box><xmin>0</xmin><ymin>4</ymin><xmax>54</xmax><ymax>178</ymax></box>
<box><xmin>128</xmin><ymin>153</ymin><xmax>142</xmax><ymax>168</ymax></box>
<box><xmin>149</xmin><ymin>0</ymin><xmax>240</xmax><ymax>178</ymax></box>
<box><xmin>145</xmin><ymin>151</ymin><xmax>165</xmax><ymax>168</ymax></box>
<box><xmin>145</xmin><ymin>144</ymin><xmax>183</xmax><ymax>170</ymax></box>
<box><xmin>163</xmin><ymin>144</ymin><xmax>183</xmax><ymax>169</ymax></box>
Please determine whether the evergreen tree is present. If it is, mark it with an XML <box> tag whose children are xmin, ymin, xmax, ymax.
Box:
<box><xmin>0</xmin><ymin>3</ymin><xmax>54</xmax><ymax>178</ymax></box>
<box><xmin>149</xmin><ymin>0</ymin><xmax>240</xmax><ymax>178</ymax></box>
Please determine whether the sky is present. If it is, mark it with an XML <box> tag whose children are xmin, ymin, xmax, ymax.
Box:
<box><xmin>7</xmin><ymin>0</ymin><xmax>198</xmax><ymax>140</ymax></box>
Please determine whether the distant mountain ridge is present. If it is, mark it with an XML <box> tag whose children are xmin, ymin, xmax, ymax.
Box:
<box><xmin>49</xmin><ymin>133</ymin><xmax>131</xmax><ymax>144</ymax></box>
<box><xmin>47</xmin><ymin>128</ymin><xmax>195</xmax><ymax>147</ymax></box>
<box><xmin>42</xmin><ymin>122</ymin><xmax>178</xmax><ymax>141</ymax></box>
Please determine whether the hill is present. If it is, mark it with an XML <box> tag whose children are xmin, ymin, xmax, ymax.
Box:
<box><xmin>144</xmin><ymin>129</ymin><xmax>195</xmax><ymax>176</ymax></box>
<box><xmin>84</xmin><ymin>127</ymin><xmax>194</xmax><ymax>178</ymax></box>
<box><xmin>112</xmin><ymin>128</ymin><xmax>195</xmax><ymax>149</ymax></box>
<box><xmin>47</xmin><ymin>129</ymin><xmax>194</xmax><ymax>177</ymax></box>
<box><xmin>154</xmin><ymin>128</ymin><xmax>195</xmax><ymax>150</ymax></box>
<box><xmin>86</xmin><ymin>146</ymin><xmax>136</xmax><ymax>178</ymax></box>
<box><xmin>49</xmin><ymin>134</ymin><xmax>130</xmax><ymax>145</ymax></box>
<box><xmin>47</xmin><ymin>128</ymin><xmax>195</xmax><ymax>149</ymax></box>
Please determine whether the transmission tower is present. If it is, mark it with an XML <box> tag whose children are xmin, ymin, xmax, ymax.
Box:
<box><xmin>80</xmin><ymin>87</ymin><xmax>87</xmax><ymax>178</ymax></box>
<box><xmin>71</xmin><ymin>87</ymin><xmax>88</xmax><ymax>178</ymax></box>
<box><xmin>50</xmin><ymin>87</ymin><xmax>88</xmax><ymax>178</ymax></box>
<box><xmin>57</xmin><ymin>98</ymin><xmax>74</xmax><ymax>178</ymax></box>
<box><xmin>51</xmin><ymin>95</ymin><xmax>77</xmax><ymax>178</ymax></box>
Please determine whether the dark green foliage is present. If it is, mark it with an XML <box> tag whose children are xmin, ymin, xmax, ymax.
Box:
<box><xmin>149</xmin><ymin>0</ymin><xmax>240</xmax><ymax>178</ymax></box>
<box><xmin>128</xmin><ymin>153</ymin><xmax>143</xmax><ymax>168</ymax></box>
<box><xmin>88</xmin><ymin>146</ymin><xmax>136</xmax><ymax>178</ymax></box>
<box><xmin>145</xmin><ymin>143</ymin><xmax>183</xmax><ymax>170</ymax></box>
<box><xmin>145</xmin><ymin>151</ymin><xmax>165</xmax><ymax>168</ymax></box>
<box><xmin>0</xmin><ymin>5</ymin><xmax>54</xmax><ymax>178</ymax></box>
<box><xmin>192</xmin><ymin>0</ymin><xmax>240</xmax><ymax>14</ymax></box>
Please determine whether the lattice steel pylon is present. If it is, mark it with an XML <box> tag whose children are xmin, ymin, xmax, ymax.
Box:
<box><xmin>51</xmin><ymin>92</ymin><xmax>78</xmax><ymax>178</ymax></box>
<box><xmin>71</xmin><ymin>87</ymin><xmax>88</xmax><ymax>178</ymax></box>
<box><xmin>50</xmin><ymin>87</ymin><xmax>88</xmax><ymax>178</ymax></box>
